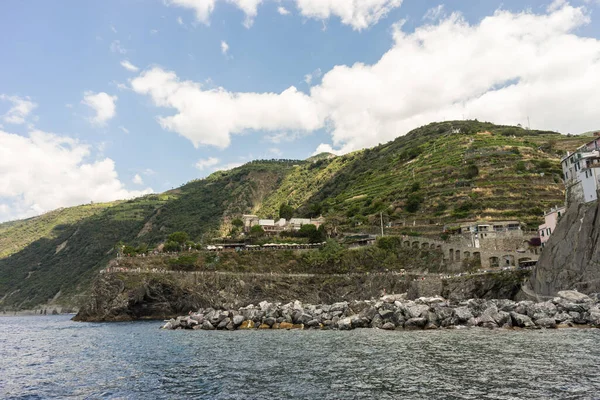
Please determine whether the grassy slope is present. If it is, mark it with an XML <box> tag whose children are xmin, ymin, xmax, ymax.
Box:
<box><xmin>0</xmin><ymin>162</ymin><xmax>294</xmax><ymax>309</ymax></box>
<box><xmin>0</xmin><ymin>121</ymin><xmax>590</xmax><ymax>309</ymax></box>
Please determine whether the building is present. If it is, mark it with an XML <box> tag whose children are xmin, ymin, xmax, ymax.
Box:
<box><xmin>242</xmin><ymin>214</ymin><xmax>324</xmax><ymax>233</ymax></box>
<box><xmin>449</xmin><ymin>220</ymin><xmax>525</xmax><ymax>251</ymax></box>
<box><xmin>561</xmin><ymin>135</ymin><xmax>600</xmax><ymax>205</ymax></box>
<box><xmin>538</xmin><ymin>206</ymin><xmax>565</xmax><ymax>247</ymax></box>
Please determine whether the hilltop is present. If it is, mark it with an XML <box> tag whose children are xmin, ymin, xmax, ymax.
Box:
<box><xmin>0</xmin><ymin>120</ymin><xmax>589</xmax><ymax>310</ymax></box>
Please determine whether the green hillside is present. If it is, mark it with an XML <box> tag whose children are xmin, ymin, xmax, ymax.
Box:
<box><xmin>0</xmin><ymin>121</ymin><xmax>589</xmax><ymax>310</ymax></box>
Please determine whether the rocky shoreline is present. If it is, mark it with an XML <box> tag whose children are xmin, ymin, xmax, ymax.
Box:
<box><xmin>162</xmin><ymin>290</ymin><xmax>600</xmax><ymax>331</ymax></box>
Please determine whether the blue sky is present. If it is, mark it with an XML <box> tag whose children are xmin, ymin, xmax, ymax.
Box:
<box><xmin>1</xmin><ymin>0</ymin><xmax>600</xmax><ymax>221</ymax></box>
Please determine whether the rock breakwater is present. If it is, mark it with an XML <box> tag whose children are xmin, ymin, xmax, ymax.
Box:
<box><xmin>162</xmin><ymin>290</ymin><xmax>600</xmax><ymax>331</ymax></box>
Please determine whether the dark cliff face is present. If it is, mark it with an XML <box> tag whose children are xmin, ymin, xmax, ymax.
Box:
<box><xmin>532</xmin><ymin>200</ymin><xmax>600</xmax><ymax>296</ymax></box>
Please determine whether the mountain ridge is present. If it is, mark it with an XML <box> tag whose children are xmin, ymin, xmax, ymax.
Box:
<box><xmin>0</xmin><ymin>120</ymin><xmax>590</xmax><ymax>310</ymax></box>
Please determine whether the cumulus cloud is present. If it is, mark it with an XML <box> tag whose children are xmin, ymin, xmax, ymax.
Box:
<box><xmin>221</xmin><ymin>40</ymin><xmax>229</xmax><ymax>55</ymax></box>
<box><xmin>195</xmin><ymin>157</ymin><xmax>220</xmax><ymax>170</ymax></box>
<box><xmin>294</xmin><ymin>0</ymin><xmax>403</xmax><ymax>30</ymax></box>
<box><xmin>310</xmin><ymin>3</ymin><xmax>600</xmax><ymax>153</ymax></box>
<box><xmin>132</xmin><ymin>174</ymin><xmax>144</xmax><ymax>185</ymax></box>
<box><xmin>167</xmin><ymin>0</ymin><xmax>263</xmax><ymax>27</ymax></box>
<box><xmin>120</xmin><ymin>60</ymin><xmax>139</xmax><ymax>72</ymax></box>
<box><xmin>166</xmin><ymin>0</ymin><xmax>399</xmax><ymax>29</ymax></box>
<box><xmin>135</xmin><ymin>3</ymin><xmax>600</xmax><ymax>155</ymax></box>
<box><xmin>0</xmin><ymin>95</ymin><xmax>37</xmax><ymax>125</ymax></box>
<box><xmin>0</xmin><ymin>129</ymin><xmax>152</xmax><ymax>222</ymax></box>
<box><xmin>82</xmin><ymin>91</ymin><xmax>117</xmax><ymax>125</ymax></box>
<box><xmin>130</xmin><ymin>67</ymin><xmax>323</xmax><ymax>148</ymax></box>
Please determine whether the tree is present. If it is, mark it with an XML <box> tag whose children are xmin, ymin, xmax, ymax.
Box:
<box><xmin>231</xmin><ymin>218</ymin><xmax>244</xmax><ymax>228</ymax></box>
<box><xmin>250</xmin><ymin>225</ymin><xmax>265</xmax><ymax>237</ymax></box>
<box><xmin>163</xmin><ymin>241</ymin><xmax>180</xmax><ymax>252</ymax></box>
<box><xmin>279</xmin><ymin>203</ymin><xmax>294</xmax><ymax>220</ymax></box>
<box><xmin>168</xmin><ymin>231</ymin><xmax>189</xmax><ymax>245</ymax></box>
<box><xmin>405</xmin><ymin>193</ymin><xmax>423</xmax><ymax>213</ymax></box>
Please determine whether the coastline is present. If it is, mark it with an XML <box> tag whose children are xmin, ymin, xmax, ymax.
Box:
<box><xmin>161</xmin><ymin>290</ymin><xmax>600</xmax><ymax>331</ymax></box>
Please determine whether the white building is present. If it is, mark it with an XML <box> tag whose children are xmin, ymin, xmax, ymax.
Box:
<box><xmin>561</xmin><ymin>141</ymin><xmax>600</xmax><ymax>205</ymax></box>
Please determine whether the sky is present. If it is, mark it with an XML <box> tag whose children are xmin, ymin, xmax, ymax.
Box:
<box><xmin>1</xmin><ymin>0</ymin><xmax>600</xmax><ymax>222</ymax></box>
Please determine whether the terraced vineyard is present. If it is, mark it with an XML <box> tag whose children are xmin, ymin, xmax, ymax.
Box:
<box><xmin>0</xmin><ymin>120</ymin><xmax>590</xmax><ymax>310</ymax></box>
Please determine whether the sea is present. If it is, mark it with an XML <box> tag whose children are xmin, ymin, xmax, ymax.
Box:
<box><xmin>1</xmin><ymin>315</ymin><xmax>599</xmax><ymax>399</ymax></box>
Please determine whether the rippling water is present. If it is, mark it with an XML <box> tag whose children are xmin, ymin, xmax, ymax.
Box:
<box><xmin>1</xmin><ymin>315</ymin><xmax>600</xmax><ymax>399</ymax></box>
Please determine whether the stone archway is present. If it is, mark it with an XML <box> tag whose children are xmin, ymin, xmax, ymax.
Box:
<box><xmin>449</xmin><ymin>248</ymin><xmax>454</xmax><ymax>261</ymax></box>
<box><xmin>455</xmin><ymin>250</ymin><xmax>461</xmax><ymax>261</ymax></box>
<box><xmin>422</xmin><ymin>242</ymin><xmax>429</xmax><ymax>249</ymax></box>
<box><xmin>489</xmin><ymin>257</ymin><xmax>499</xmax><ymax>268</ymax></box>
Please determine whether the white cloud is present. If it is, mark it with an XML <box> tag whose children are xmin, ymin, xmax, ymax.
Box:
<box><xmin>110</xmin><ymin>40</ymin><xmax>127</xmax><ymax>54</ymax></box>
<box><xmin>304</xmin><ymin>68</ymin><xmax>322</xmax><ymax>85</ymax></box>
<box><xmin>0</xmin><ymin>95</ymin><xmax>37</xmax><ymax>125</ymax></box>
<box><xmin>119</xmin><ymin>126</ymin><xmax>130</xmax><ymax>134</ymax></box>
<box><xmin>195</xmin><ymin>157</ymin><xmax>220</xmax><ymax>170</ymax></box>
<box><xmin>177</xmin><ymin>16</ymin><xmax>185</xmax><ymax>25</ymax></box>
<box><xmin>110</xmin><ymin>25</ymin><xmax>117</xmax><ymax>33</ymax></box>
<box><xmin>131</xmin><ymin>67</ymin><xmax>323</xmax><ymax>148</ymax></box>
<box><xmin>309</xmin><ymin>3</ymin><xmax>600</xmax><ymax>153</ymax></box>
<box><xmin>166</xmin><ymin>0</ymin><xmax>263</xmax><ymax>27</ymax></box>
<box><xmin>82</xmin><ymin>92</ymin><xmax>117</xmax><ymax>125</ymax></box>
<box><xmin>294</xmin><ymin>0</ymin><xmax>403</xmax><ymax>30</ymax></box>
<box><xmin>423</xmin><ymin>5</ymin><xmax>444</xmax><ymax>21</ymax></box>
<box><xmin>312</xmin><ymin>143</ymin><xmax>342</xmax><ymax>156</ymax></box>
<box><xmin>0</xmin><ymin>129</ymin><xmax>152</xmax><ymax>222</ymax></box>
<box><xmin>134</xmin><ymin>3</ymin><xmax>600</xmax><ymax>156</ymax></box>
<box><xmin>221</xmin><ymin>40</ymin><xmax>229</xmax><ymax>55</ymax></box>
<box><xmin>132</xmin><ymin>174</ymin><xmax>144</xmax><ymax>185</ymax></box>
<box><xmin>167</xmin><ymin>0</ymin><xmax>400</xmax><ymax>29</ymax></box>
<box><xmin>143</xmin><ymin>168</ymin><xmax>156</xmax><ymax>175</ymax></box>
<box><xmin>150</xmin><ymin>29</ymin><xmax>159</xmax><ymax>34</ymax></box>
<box><xmin>120</xmin><ymin>60</ymin><xmax>139</xmax><ymax>72</ymax></box>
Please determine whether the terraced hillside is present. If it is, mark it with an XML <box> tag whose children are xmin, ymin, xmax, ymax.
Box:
<box><xmin>0</xmin><ymin>121</ymin><xmax>589</xmax><ymax>310</ymax></box>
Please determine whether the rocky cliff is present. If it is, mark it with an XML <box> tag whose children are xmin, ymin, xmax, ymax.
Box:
<box><xmin>73</xmin><ymin>272</ymin><xmax>412</xmax><ymax>322</ymax></box>
<box><xmin>73</xmin><ymin>270</ymin><xmax>531</xmax><ymax>322</ymax></box>
<box><xmin>532</xmin><ymin>200</ymin><xmax>600</xmax><ymax>296</ymax></box>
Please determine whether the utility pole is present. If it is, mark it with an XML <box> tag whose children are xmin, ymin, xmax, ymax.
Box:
<box><xmin>380</xmin><ymin>211</ymin><xmax>384</xmax><ymax>237</ymax></box>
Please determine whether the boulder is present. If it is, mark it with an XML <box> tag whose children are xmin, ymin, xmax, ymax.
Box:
<box><xmin>258</xmin><ymin>323</ymin><xmax>271</xmax><ymax>329</ymax></box>
<box><xmin>337</xmin><ymin>317</ymin><xmax>353</xmax><ymax>330</ymax></box>
<box><xmin>404</xmin><ymin>318</ymin><xmax>427</xmax><ymax>330</ymax></box>
<box><xmin>279</xmin><ymin>322</ymin><xmax>294</xmax><ymax>330</ymax></box>
<box><xmin>232</xmin><ymin>315</ymin><xmax>244</xmax><ymax>326</ymax></box>
<box><xmin>535</xmin><ymin>318</ymin><xmax>557</xmax><ymax>329</ymax></box>
<box><xmin>405</xmin><ymin>304</ymin><xmax>429</xmax><ymax>319</ymax></box>
<box><xmin>263</xmin><ymin>317</ymin><xmax>277</xmax><ymax>327</ymax></box>
<box><xmin>510</xmin><ymin>312</ymin><xmax>535</xmax><ymax>328</ymax></box>
<box><xmin>557</xmin><ymin>290</ymin><xmax>592</xmax><ymax>303</ymax></box>
<box><xmin>330</xmin><ymin>302</ymin><xmax>348</xmax><ymax>312</ymax></box>
<box><xmin>239</xmin><ymin>320</ymin><xmax>255</xmax><ymax>329</ymax></box>
<box><xmin>379</xmin><ymin>309</ymin><xmax>394</xmax><ymax>320</ymax></box>
<box><xmin>306</xmin><ymin>319</ymin><xmax>321</xmax><ymax>328</ymax></box>
<box><xmin>217</xmin><ymin>317</ymin><xmax>231</xmax><ymax>330</ymax></box>
<box><xmin>382</xmin><ymin>322</ymin><xmax>396</xmax><ymax>330</ymax></box>
<box><xmin>201</xmin><ymin>321</ymin><xmax>215</xmax><ymax>330</ymax></box>
<box><xmin>453</xmin><ymin>306</ymin><xmax>474</xmax><ymax>323</ymax></box>
<box><xmin>370</xmin><ymin>315</ymin><xmax>383</xmax><ymax>329</ymax></box>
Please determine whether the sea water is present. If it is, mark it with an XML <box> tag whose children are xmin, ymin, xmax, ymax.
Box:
<box><xmin>1</xmin><ymin>315</ymin><xmax>599</xmax><ymax>399</ymax></box>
